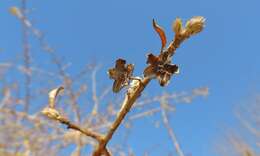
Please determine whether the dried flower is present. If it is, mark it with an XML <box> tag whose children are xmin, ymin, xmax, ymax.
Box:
<box><xmin>184</xmin><ymin>16</ymin><xmax>205</xmax><ymax>36</ymax></box>
<box><xmin>108</xmin><ymin>59</ymin><xmax>134</xmax><ymax>93</ymax></box>
<box><xmin>144</xmin><ymin>53</ymin><xmax>179</xmax><ymax>86</ymax></box>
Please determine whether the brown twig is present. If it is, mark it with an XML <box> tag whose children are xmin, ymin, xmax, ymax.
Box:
<box><xmin>56</xmin><ymin>116</ymin><xmax>104</xmax><ymax>142</ymax></box>
<box><xmin>91</xmin><ymin>65</ymin><xmax>101</xmax><ymax>115</ymax></box>
<box><xmin>42</xmin><ymin>86</ymin><xmax>104</xmax><ymax>142</ymax></box>
<box><xmin>92</xmin><ymin>77</ymin><xmax>151</xmax><ymax>155</ymax></box>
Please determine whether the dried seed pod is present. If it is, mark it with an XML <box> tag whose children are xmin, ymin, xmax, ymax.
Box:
<box><xmin>108</xmin><ymin>58</ymin><xmax>134</xmax><ymax>93</ymax></box>
<box><xmin>144</xmin><ymin>53</ymin><xmax>179</xmax><ymax>86</ymax></box>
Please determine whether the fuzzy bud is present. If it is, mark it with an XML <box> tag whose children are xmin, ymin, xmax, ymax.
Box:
<box><xmin>41</xmin><ymin>107</ymin><xmax>61</xmax><ymax>120</ymax></box>
<box><xmin>9</xmin><ymin>7</ymin><xmax>23</xmax><ymax>18</ymax></box>
<box><xmin>185</xmin><ymin>16</ymin><xmax>205</xmax><ymax>36</ymax></box>
<box><xmin>173</xmin><ymin>18</ymin><xmax>182</xmax><ymax>34</ymax></box>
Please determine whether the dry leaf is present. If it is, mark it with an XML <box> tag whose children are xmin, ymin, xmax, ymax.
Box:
<box><xmin>153</xmin><ymin>19</ymin><xmax>167</xmax><ymax>51</ymax></box>
<box><xmin>48</xmin><ymin>86</ymin><xmax>64</xmax><ymax>108</ymax></box>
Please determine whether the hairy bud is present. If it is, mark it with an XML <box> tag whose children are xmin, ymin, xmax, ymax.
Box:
<box><xmin>41</xmin><ymin>107</ymin><xmax>61</xmax><ymax>120</ymax></box>
<box><xmin>173</xmin><ymin>18</ymin><xmax>182</xmax><ymax>34</ymax></box>
<box><xmin>185</xmin><ymin>16</ymin><xmax>205</xmax><ymax>36</ymax></box>
<box><xmin>9</xmin><ymin>7</ymin><xmax>23</xmax><ymax>18</ymax></box>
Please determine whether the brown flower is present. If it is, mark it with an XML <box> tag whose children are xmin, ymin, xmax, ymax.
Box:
<box><xmin>108</xmin><ymin>58</ymin><xmax>134</xmax><ymax>93</ymax></box>
<box><xmin>144</xmin><ymin>53</ymin><xmax>179</xmax><ymax>86</ymax></box>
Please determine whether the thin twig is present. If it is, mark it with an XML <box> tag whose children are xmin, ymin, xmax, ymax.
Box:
<box><xmin>128</xmin><ymin>107</ymin><xmax>161</xmax><ymax>120</ymax></box>
<box><xmin>51</xmin><ymin>56</ymin><xmax>82</xmax><ymax>123</ymax></box>
<box><xmin>57</xmin><ymin>116</ymin><xmax>104</xmax><ymax>142</ymax></box>
<box><xmin>91</xmin><ymin>65</ymin><xmax>101</xmax><ymax>115</ymax></box>
<box><xmin>160</xmin><ymin>99</ymin><xmax>185</xmax><ymax>156</ymax></box>
<box><xmin>21</xmin><ymin>0</ymin><xmax>31</xmax><ymax>112</ymax></box>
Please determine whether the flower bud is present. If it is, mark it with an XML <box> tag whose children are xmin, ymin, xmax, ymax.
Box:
<box><xmin>9</xmin><ymin>7</ymin><xmax>23</xmax><ymax>18</ymax></box>
<box><xmin>173</xmin><ymin>18</ymin><xmax>182</xmax><ymax>34</ymax></box>
<box><xmin>41</xmin><ymin>107</ymin><xmax>60</xmax><ymax>120</ymax></box>
<box><xmin>185</xmin><ymin>16</ymin><xmax>205</xmax><ymax>36</ymax></box>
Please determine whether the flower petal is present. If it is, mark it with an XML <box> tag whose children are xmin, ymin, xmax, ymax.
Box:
<box><xmin>147</xmin><ymin>53</ymin><xmax>160</xmax><ymax>64</ymax></box>
<box><xmin>158</xmin><ymin>73</ymin><xmax>171</xmax><ymax>86</ymax></box>
<box><xmin>112</xmin><ymin>80</ymin><xmax>123</xmax><ymax>93</ymax></box>
<box><xmin>108</xmin><ymin>59</ymin><xmax>134</xmax><ymax>93</ymax></box>
<box><xmin>115</xmin><ymin>58</ymin><xmax>126</xmax><ymax>70</ymax></box>
<box><xmin>164</xmin><ymin>64</ymin><xmax>179</xmax><ymax>74</ymax></box>
<box><xmin>126</xmin><ymin>64</ymin><xmax>134</xmax><ymax>76</ymax></box>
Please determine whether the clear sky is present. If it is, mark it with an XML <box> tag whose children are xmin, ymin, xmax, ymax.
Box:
<box><xmin>1</xmin><ymin>0</ymin><xmax>260</xmax><ymax>156</ymax></box>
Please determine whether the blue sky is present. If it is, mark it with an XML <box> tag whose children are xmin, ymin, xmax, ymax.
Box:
<box><xmin>1</xmin><ymin>0</ymin><xmax>260</xmax><ymax>155</ymax></box>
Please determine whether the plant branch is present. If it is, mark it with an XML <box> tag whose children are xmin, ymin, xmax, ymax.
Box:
<box><xmin>21</xmin><ymin>0</ymin><xmax>31</xmax><ymax>112</ymax></box>
<box><xmin>92</xmin><ymin>77</ymin><xmax>151</xmax><ymax>156</ymax></box>
<box><xmin>160</xmin><ymin>100</ymin><xmax>185</xmax><ymax>156</ymax></box>
<box><xmin>39</xmin><ymin>17</ymin><xmax>205</xmax><ymax>156</ymax></box>
<box><xmin>56</xmin><ymin>115</ymin><xmax>104</xmax><ymax>142</ymax></box>
<box><xmin>92</xmin><ymin>17</ymin><xmax>205</xmax><ymax>155</ymax></box>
